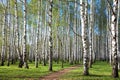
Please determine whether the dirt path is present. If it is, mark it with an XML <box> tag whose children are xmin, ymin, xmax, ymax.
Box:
<box><xmin>39</xmin><ymin>65</ymin><xmax>80</xmax><ymax>80</ymax></box>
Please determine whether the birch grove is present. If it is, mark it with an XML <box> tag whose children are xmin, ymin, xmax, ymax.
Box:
<box><xmin>0</xmin><ymin>0</ymin><xmax>119</xmax><ymax>78</ymax></box>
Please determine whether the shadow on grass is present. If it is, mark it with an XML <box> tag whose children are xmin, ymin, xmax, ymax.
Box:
<box><xmin>89</xmin><ymin>74</ymin><xmax>110</xmax><ymax>77</ymax></box>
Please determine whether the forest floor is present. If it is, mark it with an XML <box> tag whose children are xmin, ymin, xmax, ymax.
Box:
<box><xmin>39</xmin><ymin>65</ymin><xmax>80</xmax><ymax>80</ymax></box>
<box><xmin>0</xmin><ymin>62</ymin><xmax>75</xmax><ymax>80</ymax></box>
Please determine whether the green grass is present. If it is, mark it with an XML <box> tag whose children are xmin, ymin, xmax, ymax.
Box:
<box><xmin>60</xmin><ymin>61</ymin><xmax>120</xmax><ymax>80</ymax></box>
<box><xmin>0</xmin><ymin>62</ymin><xmax>72</xmax><ymax>80</ymax></box>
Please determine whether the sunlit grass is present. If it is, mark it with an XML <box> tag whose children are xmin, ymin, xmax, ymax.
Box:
<box><xmin>0</xmin><ymin>61</ymin><xmax>72</xmax><ymax>80</ymax></box>
<box><xmin>60</xmin><ymin>61</ymin><xmax>120</xmax><ymax>80</ymax></box>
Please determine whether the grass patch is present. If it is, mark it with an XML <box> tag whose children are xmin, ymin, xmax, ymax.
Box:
<box><xmin>60</xmin><ymin>61</ymin><xmax>120</xmax><ymax>80</ymax></box>
<box><xmin>0</xmin><ymin>62</ymin><xmax>72</xmax><ymax>80</ymax></box>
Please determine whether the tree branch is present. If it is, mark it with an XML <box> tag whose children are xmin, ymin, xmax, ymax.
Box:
<box><xmin>106</xmin><ymin>0</ymin><xmax>115</xmax><ymax>15</ymax></box>
<box><xmin>70</xmin><ymin>26</ymin><xmax>81</xmax><ymax>38</ymax></box>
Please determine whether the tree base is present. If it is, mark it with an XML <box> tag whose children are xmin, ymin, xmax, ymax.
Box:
<box><xmin>112</xmin><ymin>68</ymin><xmax>119</xmax><ymax>78</ymax></box>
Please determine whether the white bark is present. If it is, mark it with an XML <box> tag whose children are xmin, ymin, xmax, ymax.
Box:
<box><xmin>89</xmin><ymin>0</ymin><xmax>94</xmax><ymax>67</ymax></box>
<box><xmin>35</xmin><ymin>0</ymin><xmax>41</xmax><ymax>68</ymax></box>
<box><xmin>48</xmin><ymin>0</ymin><xmax>53</xmax><ymax>71</ymax></box>
<box><xmin>117</xmin><ymin>0</ymin><xmax>120</xmax><ymax>70</ymax></box>
<box><xmin>1</xmin><ymin>10</ymin><xmax>6</xmax><ymax>66</ymax></box>
<box><xmin>111</xmin><ymin>0</ymin><xmax>119</xmax><ymax>78</ymax></box>
<box><xmin>80</xmin><ymin>0</ymin><xmax>89</xmax><ymax>75</ymax></box>
<box><xmin>23</xmin><ymin>0</ymin><xmax>29</xmax><ymax>69</ymax></box>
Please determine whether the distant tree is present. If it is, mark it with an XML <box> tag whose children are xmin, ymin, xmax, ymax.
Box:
<box><xmin>1</xmin><ymin>2</ymin><xmax>7</xmax><ymax>66</ymax></box>
<box><xmin>89</xmin><ymin>0</ymin><xmax>94</xmax><ymax>68</ymax></box>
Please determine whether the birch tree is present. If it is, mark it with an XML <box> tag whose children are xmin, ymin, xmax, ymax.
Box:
<box><xmin>1</xmin><ymin>7</ymin><xmax>7</xmax><ymax>66</ymax></box>
<box><xmin>107</xmin><ymin>0</ymin><xmax>119</xmax><ymax>78</ymax></box>
<box><xmin>23</xmin><ymin>0</ymin><xmax>29</xmax><ymax>69</ymax></box>
<box><xmin>7</xmin><ymin>0</ymin><xmax>11</xmax><ymax>66</ymax></box>
<box><xmin>14</xmin><ymin>0</ymin><xmax>23</xmax><ymax>68</ymax></box>
<box><xmin>35</xmin><ymin>0</ymin><xmax>41</xmax><ymax>68</ymax></box>
<box><xmin>89</xmin><ymin>0</ymin><xmax>94</xmax><ymax>68</ymax></box>
<box><xmin>111</xmin><ymin>0</ymin><xmax>119</xmax><ymax>78</ymax></box>
<box><xmin>80</xmin><ymin>0</ymin><xmax>89</xmax><ymax>75</ymax></box>
<box><xmin>48</xmin><ymin>0</ymin><xmax>53</xmax><ymax>71</ymax></box>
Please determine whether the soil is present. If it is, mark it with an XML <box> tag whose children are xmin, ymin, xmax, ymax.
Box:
<box><xmin>39</xmin><ymin>65</ymin><xmax>80</xmax><ymax>80</ymax></box>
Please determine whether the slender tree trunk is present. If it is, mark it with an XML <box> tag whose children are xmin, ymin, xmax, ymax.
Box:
<box><xmin>48</xmin><ymin>0</ymin><xmax>53</xmax><ymax>71</ymax></box>
<box><xmin>14</xmin><ymin>0</ymin><xmax>23</xmax><ymax>68</ymax></box>
<box><xmin>35</xmin><ymin>0</ymin><xmax>41</xmax><ymax>68</ymax></box>
<box><xmin>117</xmin><ymin>0</ymin><xmax>120</xmax><ymax>70</ymax></box>
<box><xmin>23</xmin><ymin>0</ymin><xmax>29</xmax><ymax>69</ymax></box>
<box><xmin>56</xmin><ymin>27</ymin><xmax>59</xmax><ymax>64</ymax></box>
<box><xmin>7</xmin><ymin>0</ymin><xmax>11</xmax><ymax>66</ymax></box>
<box><xmin>67</xmin><ymin>3</ymin><xmax>73</xmax><ymax>65</ymax></box>
<box><xmin>80</xmin><ymin>0</ymin><xmax>89</xmax><ymax>75</ymax></box>
<box><xmin>111</xmin><ymin>0</ymin><xmax>119</xmax><ymax>78</ymax></box>
<box><xmin>89</xmin><ymin>0</ymin><xmax>94</xmax><ymax>68</ymax></box>
<box><xmin>29</xmin><ymin>25</ymin><xmax>33</xmax><ymax>62</ymax></box>
<box><xmin>73</xmin><ymin>0</ymin><xmax>77</xmax><ymax>64</ymax></box>
<box><xmin>1</xmin><ymin>10</ymin><xmax>6</xmax><ymax>66</ymax></box>
<box><xmin>11</xmin><ymin>15</ymin><xmax>15</xmax><ymax>64</ymax></box>
<box><xmin>43</xmin><ymin>1</ymin><xmax>47</xmax><ymax>66</ymax></box>
<box><xmin>108</xmin><ymin>6</ymin><xmax>112</xmax><ymax>65</ymax></box>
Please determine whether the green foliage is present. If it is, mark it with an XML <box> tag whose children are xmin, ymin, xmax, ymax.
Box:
<box><xmin>60</xmin><ymin>61</ymin><xmax>120</xmax><ymax>80</ymax></box>
<box><xmin>0</xmin><ymin>62</ymin><xmax>72</xmax><ymax>80</ymax></box>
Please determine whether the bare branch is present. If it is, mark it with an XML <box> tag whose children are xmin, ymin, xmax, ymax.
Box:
<box><xmin>70</xmin><ymin>26</ymin><xmax>81</xmax><ymax>38</ymax></box>
<box><xmin>106</xmin><ymin>0</ymin><xmax>115</xmax><ymax>15</ymax></box>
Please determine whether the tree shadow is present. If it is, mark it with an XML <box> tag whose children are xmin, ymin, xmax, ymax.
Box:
<box><xmin>89</xmin><ymin>74</ymin><xmax>110</xmax><ymax>77</ymax></box>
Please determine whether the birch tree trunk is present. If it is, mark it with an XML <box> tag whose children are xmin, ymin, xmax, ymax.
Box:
<box><xmin>35</xmin><ymin>0</ymin><xmax>41</xmax><ymax>68</ymax></box>
<box><xmin>15</xmin><ymin>0</ymin><xmax>23</xmax><ymax>68</ymax></box>
<box><xmin>11</xmin><ymin>15</ymin><xmax>16</xmax><ymax>64</ymax></box>
<box><xmin>67</xmin><ymin>3</ymin><xmax>73</xmax><ymax>65</ymax></box>
<box><xmin>117</xmin><ymin>0</ymin><xmax>120</xmax><ymax>70</ymax></box>
<box><xmin>89</xmin><ymin>0</ymin><xmax>94</xmax><ymax>68</ymax></box>
<box><xmin>43</xmin><ymin>1</ymin><xmax>47</xmax><ymax>66</ymax></box>
<box><xmin>23</xmin><ymin>0</ymin><xmax>29</xmax><ymax>69</ymax></box>
<box><xmin>111</xmin><ymin>0</ymin><xmax>119</xmax><ymax>78</ymax></box>
<box><xmin>73</xmin><ymin>0</ymin><xmax>77</xmax><ymax>64</ymax></box>
<box><xmin>7</xmin><ymin>0</ymin><xmax>11</xmax><ymax>66</ymax></box>
<box><xmin>80</xmin><ymin>0</ymin><xmax>89</xmax><ymax>75</ymax></box>
<box><xmin>48</xmin><ymin>0</ymin><xmax>53</xmax><ymax>71</ymax></box>
<box><xmin>108</xmin><ymin>5</ymin><xmax>112</xmax><ymax>64</ymax></box>
<box><xmin>1</xmin><ymin>10</ymin><xmax>6</xmax><ymax>66</ymax></box>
